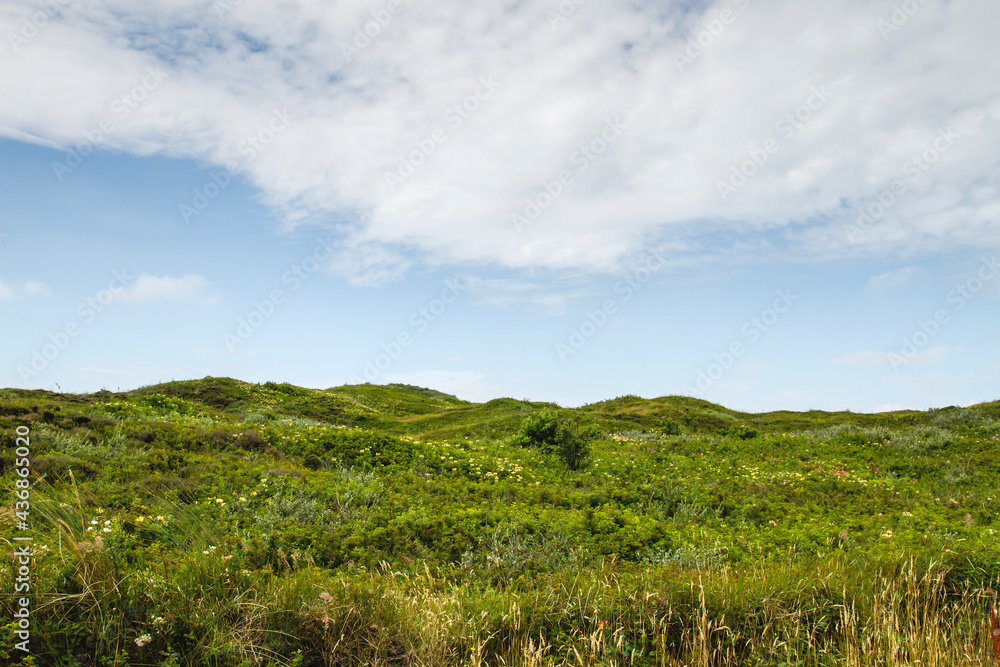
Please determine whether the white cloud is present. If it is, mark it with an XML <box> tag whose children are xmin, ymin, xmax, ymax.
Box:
<box><xmin>382</xmin><ymin>370</ymin><xmax>498</xmax><ymax>403</ymax></box>
<box><xmin>868</xmin><ymin>267</ymin><xmax>920</xmax><ymax>289</ymax></box>
<box><xmin>1</xmin><ymin>0</ymin><xmax>998</xmax><ymax>281</ymax></box>
<box><xmin>23</xmin><ymin>280</ymin><xmax>49</xmax><ymax>296</ymax></box>
<box><xmin>0</xmin><ymin>280</ymin><xmax>51</xmax><ymax>299</ymax></box>
<box><xmin>115</xmin><ymin>274</ymin><xmax>214</xmax><ymax>304</ymax></box>
<box><xmin>324</xmin><ymin>242</ymin><xmax>413</xmax><ymax>287</ymax></box>
<box><xmin>463</xmin><ymin>276</ymin><xmax>594</xmax><ymax>315</ymax></box>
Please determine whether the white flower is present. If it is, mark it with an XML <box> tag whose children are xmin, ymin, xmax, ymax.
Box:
<box><xmin>135</xmin><ymin>633</ymin><xmax>152</xmax><ymax>647</ymax></box>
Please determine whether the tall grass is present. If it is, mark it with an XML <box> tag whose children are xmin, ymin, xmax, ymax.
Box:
<box><xmin>8</xmin><ymin>504</ymin><xmax>998</xmax><ymax>667</ymax></box>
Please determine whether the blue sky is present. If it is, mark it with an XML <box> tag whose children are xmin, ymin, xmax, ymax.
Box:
<box><xmin>0</xmin><ymin>0</ymin><xmax>998</xmax><ymax>412</ymax></box>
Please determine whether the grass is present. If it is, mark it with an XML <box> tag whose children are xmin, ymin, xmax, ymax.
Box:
<box><xmin>1</xmin><ymin>377</ymin><xmax>999</xmax><ymax>665</ymax></box>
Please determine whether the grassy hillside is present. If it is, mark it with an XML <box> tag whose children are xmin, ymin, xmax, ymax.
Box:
<box><xmin>2</xmin><ymin>378</ymin><xmax>999</xmax><ymax>666</ymax></box>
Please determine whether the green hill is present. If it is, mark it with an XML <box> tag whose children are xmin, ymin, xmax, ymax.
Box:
<box><xmin>1</xmin><ymin>377</ymin><xmax>998</xmax><ymax>666</ymax></box>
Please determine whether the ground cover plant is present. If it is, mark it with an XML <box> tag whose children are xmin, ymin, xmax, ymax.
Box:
<box><xmin>1</xmin><ymin>377</ymin><xmax>999</xmax><ymax>666</ymax></box>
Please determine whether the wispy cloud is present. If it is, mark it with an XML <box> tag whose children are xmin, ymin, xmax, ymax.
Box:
<box><xmin>0</xmin><ymin>280</ymin><xmax>51</xmax><ymax>299</ymax></box>
<box><xmin>116</xmin><ymin>274</ymin><xmax>215</xmax><ymax>304</ymax></box>
<box><xmin>868</xmin><ymin>267</ymin><xmax>920</xmax><ymax>289</ymax></box>
<box><xmin>463</xmin><ymin>276</ymin><xmax>595</xmax><ymax>316</ymax></box>
<box><xmin>23</xmin><ymin>280</ymin><xmax>49</xmax><ymax>296</ymax></box>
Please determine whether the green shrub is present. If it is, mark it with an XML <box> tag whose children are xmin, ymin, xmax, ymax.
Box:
<box><xmin>726</xmin><ymin>424</ymin><xmax>757</xmax><ymax>440</ymax></box>
<box><xmin>511</xmin><ymin>409</ymin><xmax>593</xmax><ymax>470</ymax></box>
<box><xmin>659</xmin><ymin>417</ymin><xmax>681</xmax><ymax>436</ymax></box>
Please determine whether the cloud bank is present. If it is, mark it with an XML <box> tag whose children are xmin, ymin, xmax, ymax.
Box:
<box><xmin>2</xmin><ymin>0</ymin><xmax>998</xmax><ymax>283</ymax></box>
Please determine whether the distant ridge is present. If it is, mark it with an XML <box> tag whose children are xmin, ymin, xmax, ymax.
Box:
<box><xmin>5</xmin><ymin>376</ymin><xmax>998</xmax><ymax>440</ymax></box>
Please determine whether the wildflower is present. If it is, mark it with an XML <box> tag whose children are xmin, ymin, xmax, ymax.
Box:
<box><xmin>135</xmin><ymin>633</ymin><xmax>152</xmax><ymax>647</ymax></box>
<box><xmin>136</xmin><ymin>516</ymin><xmax>144</xmax><ymax>523</ymax></box>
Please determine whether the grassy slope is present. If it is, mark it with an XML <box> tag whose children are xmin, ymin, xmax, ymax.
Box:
<box><xmin>2</xmin><ymin>377</ymin><xmax>999</xmax><ymax>666</ymax></box>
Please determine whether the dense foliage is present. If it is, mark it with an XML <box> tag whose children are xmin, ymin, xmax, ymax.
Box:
<box><xmin>1</xmin><ymin>377</ymin><xmax>998</xmax><ymax>666</ymax></box>
<box><xmin>510</xmin><ymin>408</ymin><xmax>594</xmax><ymax>470</ymax></box>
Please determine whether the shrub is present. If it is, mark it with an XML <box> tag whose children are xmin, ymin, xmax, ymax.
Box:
<box><xmin>726</xmin><ymin>424</ymin><xmax>757</xmax><ymax>440</ymax></box>
<box><xmin>659</xmin><ymin>417</ymin><xmax>681</xmax><ymax>436</ymax></box>
<box><xmin>511</xmin><ymin>409</ymin><xmax>593</xmax><ymax>470</ymax></box>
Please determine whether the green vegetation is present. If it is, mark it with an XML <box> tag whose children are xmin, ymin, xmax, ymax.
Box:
<box><xmin>510</xmin><ymin>408</ymin><xmax>595</xmax><ymax>470</ymax></box>
<box><xmin>1</xmin><ymin>377</ymin><xmax>999</xmax><ymax>665</ymax></box>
